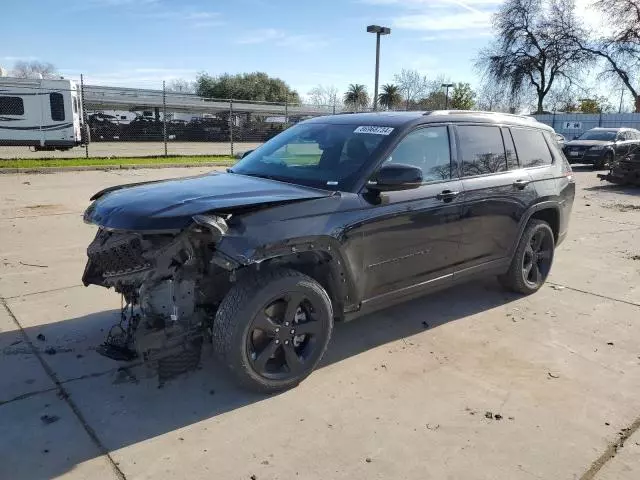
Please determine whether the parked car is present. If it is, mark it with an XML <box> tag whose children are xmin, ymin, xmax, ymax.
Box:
<box><xmin>82</xmin><ymin>110</ymin><xmax>575</xmax><ymax>392</ymax></box>
<box><xmin>563</xmin><ymin>127</ymin><xmax>640</xmax><ymax>169</ymax></box>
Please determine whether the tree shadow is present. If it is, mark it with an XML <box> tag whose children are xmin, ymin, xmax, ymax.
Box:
<box><xmin>2</xmin><ymin>278</ymin><xmax>520</xmax><ymax>480</ymax></box>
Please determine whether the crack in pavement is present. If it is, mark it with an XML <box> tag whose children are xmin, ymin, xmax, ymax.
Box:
<box><xmin>3</xmin><ymin>284</ymin><xmax>84</xmax><ymax>299</ymax></box>
<box><xmin>1</xmin><ymin>298</ymin><xmax>127</xmax><ymax>480</ymax></box>
<box><xmin>2</xmin><ymin>211</ymin><xmax>82</xmax><ymax>220</ymax></box>
<box><xmin>580</xmin><ymin>415</ymin><xmax>640</xmax><ymax>479</ymax></box>
<box><xmin>547</xmin><ymin>282</ymin><xmax>640</xmax><ymax>308</ymax></box>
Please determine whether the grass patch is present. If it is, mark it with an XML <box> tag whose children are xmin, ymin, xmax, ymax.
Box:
<box><xmin>0</xmin><ymin>155</ymin><xmax>236</xmax><ymax>169</ymax></box>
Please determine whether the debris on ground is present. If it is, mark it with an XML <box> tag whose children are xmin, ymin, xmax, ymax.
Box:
<box><xmin>365</xmin><ymin>457</ymin><xmax>372</xmax><ymax>463</ymax></box>
<box><xmin>550</xmin><ymin>285</ymin><xmax>565</xmax><ymax>291</ymax></box>
<box><xmin>426</xmin><ymin>423</ymin><xmax>440</xmax><ymax>430</ymax></box>
<box><xmin>548</xmin><ymin>372</ymin><xmax>560</xmax><ymax>379</ymax></box>
<box><xmin>422</xmin><ymin>321</ymin><xmax>429</xmax><ymax>329</ymax></box>
<box><xmin>608</xmin><ymin>203</ymin><xmax>640</xmax><ymax>213</ymax></box>
<box><xmin>261</xmin><ymin>460</ymin><xmax>269</xmax><ymax>465</ymax></box>
<box><xmin>40</xmin><ymin>414</ymin><xmax>59</xmax><ymax>425</ymax></box>
<box><xmin>36</xmin><ymin>333</ymin><xmax>46</xmax><ymax>342</ymax></box>
<box><xmin>485</xmin><ymin>411</ymin><xmax>493</xmax><ymax>419</ymax></box>
<box><xmin>494</xmin><ymin>414</ymin><xmax>503</xmax><ymax>420</ymax></box>
<box><xmin>250</xmin><ymin>475</ymin><xmax>257</xmax><ymax>480</ymax></box>
<box><xmin>607</xmin><ymin>342</ymin><xmax>615</xmax><ymax>346</ymax></box>
<box><xmin>19</xmin><ymin>261</ymin><xmax>48</xmax><ymax>268</ymax></box>
<box><xmin>44</xmin><ymin>347</ymin><xmax>56</xmax><ymax>355</ymax></box>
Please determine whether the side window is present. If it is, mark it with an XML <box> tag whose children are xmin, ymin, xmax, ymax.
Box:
<box><xmin>501</xmin><ymin>127</ymin><xmax>518</xmax><ymax>170</ymax></box>
<box><xmin>457</xmin><ymin>125</ymin><xmax>507</xmax><ymax>176</ymax></box>
<box><xmin>50</xmin><ymin>93</ymin><xmax>65</xmax><ymax>121</ymax></box>
<box><xmin>510</xmin><ymin>128</ymin><xmax>553</xmax><ymax>168</ymax></box>
<box><xmin>0</xmin><ymin>96</ymin><xmax>24</xmax><ymax>116</ymax></box>
<box><xmin>385</xmin><ymin>126</ymin><xmax>452</xmax><ymax>182</ymax></box>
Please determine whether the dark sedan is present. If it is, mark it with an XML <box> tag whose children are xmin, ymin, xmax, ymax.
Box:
<box><xmin>563</xmin><ymin>127</ymin><xmax>640</xmax><ymax>169</ymax></box>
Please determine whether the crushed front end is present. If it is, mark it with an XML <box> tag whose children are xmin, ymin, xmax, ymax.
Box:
<box><xmin>597</xmin><ymin>153</ymin><xmax>640</xmax><ymax>186</ymax></box>
<box><xmin>82</xmin><ymin>217</ymin><xmax>232</xmax><ymax>379</ymax></box>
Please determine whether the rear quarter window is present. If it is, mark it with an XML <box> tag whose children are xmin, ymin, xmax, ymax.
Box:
<box><xmin>510</xmin><ymin>128</ymin><xmax>553</xmax><ymax>168</ymax></box>
<box><xmin>50</xmin><ymin>92</ymin><xmax>65</xmax><ymax>121</ymax></box>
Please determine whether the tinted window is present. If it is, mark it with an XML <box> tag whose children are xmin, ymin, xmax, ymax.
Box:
<box><xmin>457</xmin><ymin>125</ymin><xmax>506</xmax><ymax>176</ymax></box>
<box><xmin>50</xmin><ymin>93</ymin><xmax>65</xmax><ymax>121</ymax></box>
<box><xmin>231</xmin><ymin>123</ymin><xmax>388</xmax><ymax>190</ymax></box>
<box><xmin>511</xmin><ymin>128</ymin><xmax>553</xmax><ymax>168</ymax></box>
<box><xmin>578</xmin><ymin>130</ymin><xmax>617</xmax><ymax>141</ymax></box>
<box><xmin>385</xmin><ymin>126</ymin><xmax>452</xmax><ymax>182</ymax></box>
<box><xmin>501</xmin><ymin>128</ymin><xmax>518</xmax><ymax>170</ymax></box>
<box><xmin>0</xmin><ymin>96</ymin><xmax>24</xmax><ymax>115</ymax></box>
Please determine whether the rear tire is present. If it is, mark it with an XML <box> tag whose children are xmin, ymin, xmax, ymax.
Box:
<box><xmin>499</xmin><ymin>219</ymin><xmax>555</xmax><ymax>295</ymax></box>
<box><xmin>212</xmin><ymin>268</ymin><xmax>333</xmax><ymax>393</ymax></box>
<box><xmin>594</xmin><ymin>152</ymin><xmax>613</xmax><ymax>170</ymax></box>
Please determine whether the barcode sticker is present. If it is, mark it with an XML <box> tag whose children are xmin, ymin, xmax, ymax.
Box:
<box><xmin>354</xmin><ymin>126</ymin><xmax>394</xmax><ymax>135</ymax></box>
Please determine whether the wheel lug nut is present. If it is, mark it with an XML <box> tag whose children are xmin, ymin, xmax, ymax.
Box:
<box><xmin>284</xmin><ymin>322</ymin><xmax>290</xmax><ymax>326</ymax></box>
<box><xmin>275</xmin><ymin>328</ymin><xmax>280</xmax><ymax>333</ymax></box>
<box><xmin>284</xmin><ymin>340</ymin><xmax>289</xmax><ymax>345</ymax></box>
<box><xmin>275</xmin><ymin>339</ymin><xmax>280</xmax><ymax>344</ymax></box>
<box><xmin>290</xmin><ymin>329</ymin><xmax>295</xmax><ymax>334</ymax></box>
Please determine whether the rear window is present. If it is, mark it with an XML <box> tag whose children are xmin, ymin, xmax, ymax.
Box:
<box><xmin>50</xmin><ymin>93</ymin><xmax>65</xmax><ymax>121</ymax></box>
<box><xmin>457</xmin><ymin>125</ymin><xmax>507</xmax><ymax>176</ymax></box>
<box><xmin>0</xmin><ymin>96</ymin><xmax>24</xmax><ymax>116</ymax></box>
<box><xmin>510</xmin><ymin>128</ymin><xmax>553</xmax><ymax>168</ymax></box>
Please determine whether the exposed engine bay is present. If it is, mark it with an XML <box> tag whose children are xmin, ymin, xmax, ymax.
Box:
<box><xmin>82</xmin><ymin>215</ymin><xmax>232</xmax><ymax>379</ymax></box>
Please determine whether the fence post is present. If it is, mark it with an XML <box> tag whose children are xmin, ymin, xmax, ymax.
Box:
<box><xmin>162</xmin><ymin>80</ymin><xmax>167</xmax><ymax>157</ymax></box>
<box><xmin>229</xmin><ymin>100</ymin><xmax>234</xmax><ymax>157</ymax></box>
<box><xmin>80</xmin><ymin>74</ymin><xmax>90</xmax><ymax>159</ymax></box>
<box><xmin>285</xmin><ymin>96</ymin><xmax>289</xmax><ymax>125</ymax></box>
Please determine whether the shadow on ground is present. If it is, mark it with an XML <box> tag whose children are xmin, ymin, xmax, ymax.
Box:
<box><xmin>2</xmin><ymin>278</ymin><xmax>519</xmax><ymax>480</ymax></box>
<box><xmin>583</xmin><ymin>182</ymin><xmax>640</xmax><ymax>196</ymax></box>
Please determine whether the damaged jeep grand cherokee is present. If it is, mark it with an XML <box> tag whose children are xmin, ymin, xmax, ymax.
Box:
<box><xmin>83</xmin><ymin>111</ymin><xmax>575</xmax><ymax>392</ymax></box>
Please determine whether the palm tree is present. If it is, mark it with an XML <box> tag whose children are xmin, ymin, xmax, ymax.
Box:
<box><xmin>343</xmin><ymin>84</ymin><xmax>370</xmax><ymax>112</ymax></box>
<box><xmin>378</xmin><ymin>84</ymin><xmax>402</xmax><ymax>110</ymax></box>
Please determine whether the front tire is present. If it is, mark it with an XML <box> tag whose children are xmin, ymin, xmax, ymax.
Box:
<box><xmin>499</xmin><ymin>219</ymin><xmax>555</xmax><ymax>295</ymax></box>
<box><xmin>594</xmin><ymin>152</ymin><xmax>613</xmax><ymax>170</ymax></box>
<box><xmin>212</xmin><ymin>268</ymin><xmax>333</xmax><ymax>393</ymax></box>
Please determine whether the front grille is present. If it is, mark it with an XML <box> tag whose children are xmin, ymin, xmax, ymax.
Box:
<box><xmin>87</xmin><ymin>230</ymin><xmax>151</xmax><ymax>277</ymax></box>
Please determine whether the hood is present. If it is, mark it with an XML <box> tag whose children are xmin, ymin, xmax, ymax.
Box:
<box><xmin>565</xmin><ymin>140</ymin><xmax>612</xmax><ymax>148</ymax></box>
<box><xmin>84</xmin><ymin>172</ymin><xmax>332</xmax><ymax>231</ymax></box>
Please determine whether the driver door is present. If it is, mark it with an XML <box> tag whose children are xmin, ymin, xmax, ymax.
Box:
<box><xmin>358</xmin><ymin>125</ymin><xmax>465</xmax><ymax>303</ymax></box>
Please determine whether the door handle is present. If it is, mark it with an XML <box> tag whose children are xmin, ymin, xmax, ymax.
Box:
<box><xmin>513</xmin><ymin>179</ymin><xmax>531</xmax><ymax>190</ymax></box>
<box><xmin>436</xmin><ymin>190</ymin><xmax>460</xmax><ymax>201</ymax></box>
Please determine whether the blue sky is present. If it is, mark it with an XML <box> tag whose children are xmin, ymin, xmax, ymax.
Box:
<box><xmin>2</xmin><ymin>0</ymin><xmax>599</xmax><ymax>100</ymax></box>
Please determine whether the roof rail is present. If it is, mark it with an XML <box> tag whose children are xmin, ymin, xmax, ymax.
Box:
<box><xmin>425</xmin><ymin>110</ymin><xmax>537</xmax><ymax>122</ymax></box>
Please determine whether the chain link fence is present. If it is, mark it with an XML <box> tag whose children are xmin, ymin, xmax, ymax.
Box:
<box><xmin>0</xmin><ymin>76</ymin><xmax>346</xmax><ymax>160</ymax></box>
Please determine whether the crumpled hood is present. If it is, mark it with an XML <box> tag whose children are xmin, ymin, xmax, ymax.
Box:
<box><xmin>565</xmin><ymin>140</ymin><xmax>612</xmax><ymax>148</ymax></box>
<box><xmin>84</xmin><ymin>172</ymin><xmax>332</xmax><ymax>230</ymax></box>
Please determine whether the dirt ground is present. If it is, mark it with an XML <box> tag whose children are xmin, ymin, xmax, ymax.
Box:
<box><xmin>0</xmin><ymin>166</ymin><xmax>639</xmax><ymax>480</ymax></box>
<box><xmin>0</xmin><ymin>142</ymin><xmax>261</xmax><ymax>159</ymax></box>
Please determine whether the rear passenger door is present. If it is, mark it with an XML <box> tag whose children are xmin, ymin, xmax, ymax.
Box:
<box><xmin>454</xmin><ymin>125</ymin><xmax>538</xmax><ymax>275</ymax></box>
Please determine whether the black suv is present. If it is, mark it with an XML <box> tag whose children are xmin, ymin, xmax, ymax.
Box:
<box><xmin>563</xmin><ymin>127</ymin><xmax>640</xmax><ymax>169</ymax></box>
<box><xmin>82</xmin><ymin>111</ymin><xmax>575</xmax><ymax>392</ymax></box>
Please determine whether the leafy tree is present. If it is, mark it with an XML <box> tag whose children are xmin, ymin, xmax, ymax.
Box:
<box><xmin>307</xmin><ymin>85</ymin><xmax>340</xmax><ymax>108</ymax></box>
<box><xmin>343</xmin><ymin>84</ymin><xmax>370</xmax><ymax>111</ymax></box>
<box><xmin>196</xmin><ymin>72</ymin><xmax>300</xmax><ymax>103</ymax></box>
<box><xmin>450</xmin><ymin>83</ymin><xmax>476</xmax><ymax>110</ymax></box>
<box><xmin>477</xmin><ymin>0</ymin><xmax>591</xmax><ymax>114</ymax></box>
<box><xmin>394</xmin><ymin>69</ymin><xmax>429</xmax><ymax>109</ymax></box>
<box><xmin>11</xmin><ymin>61</ymin><xmax>58</xmax><ymax>79</ymax></box>
<box><xmin>378</xmin><ymin>84</ymin><xmax>402</xmax><ymax>110</ymax></box>
<box><xmin>575</xmin><ymin>0</ymin><xmax>640</xmax><ymax>111</ymax></box>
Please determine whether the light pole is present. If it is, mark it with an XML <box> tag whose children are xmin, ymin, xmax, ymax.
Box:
<box><xmin>367</xmin><ymin>25</ymin><xmax>391</xmax><ymax>111</ymax></box>
<box><xmin>441</xmin><ymin>83</ymin><xmax>454</xmax><ymax>109</ymax></box>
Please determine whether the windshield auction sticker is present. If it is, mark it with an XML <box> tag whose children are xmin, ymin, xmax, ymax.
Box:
<box><xmin>353</xmin><ymin>126</ymin><xmax>394</xmax><ymax>135</ymax></box>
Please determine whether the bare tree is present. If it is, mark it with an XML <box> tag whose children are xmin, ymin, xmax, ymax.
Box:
<box><xmin>477</xmin><ymin>0</ymin><xmax>591</xmax><ymax>114</ymax></box>
<box><xmin>575</xmin><ymin>0</ymin><xmax>640</xmax><ymax>111</ymax></box>
<box><xmin>394</xmin><ymin>69</ymin><xmax>429</xmax><ymax>109</ymax></box>
<box><xmin>11</xmin><ymin>61</ymin><xmax>58</xmax><ymax>79</ymax></box>
<box><xmin>166</xmin><ymin>79</ymin><xmax>196</xmax><ymax>93</ymax></box>
<box><xmin>307</xmin><ymin>85</ymin><xmax>340</xmax><ymax>108</ymax></box>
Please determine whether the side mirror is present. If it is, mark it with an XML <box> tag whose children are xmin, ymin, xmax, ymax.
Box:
<box><xmin>240</xmin><ymin>149</ymin><xmax>253</xmax><ymax>159</ymax></box>
<box><xmin>368</xmin><ymin>164</ymin><xmax>423</xmax><ymax>192</ymax></box>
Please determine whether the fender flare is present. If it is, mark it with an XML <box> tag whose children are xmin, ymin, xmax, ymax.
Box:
<box><xmin>507</xmin><ymin>201</ymin><xmax>561</xmax><ymax>259</ymax></box>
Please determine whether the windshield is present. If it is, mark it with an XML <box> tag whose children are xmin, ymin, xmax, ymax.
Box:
<box><xmin>230</xmin><ymin>122</ymin><xmax>392</xmax><ymax>190</ymax></box>
<box><xmin>577</xmin><ymin>130</ymin><xmax>617</xmax><ymax>141</ymax></box>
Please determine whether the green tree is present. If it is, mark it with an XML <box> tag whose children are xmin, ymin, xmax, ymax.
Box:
<box><xmin>450</xmin><ymin>83</ymin><xmax>476</xmax><ymax>110</ymax></box>
<box><xmin>378</xmin><ymin>84</ymin><xmax>402</xmax><ymax>110</ymax></box>
<box><xmin>196</xmin><ymin>72</ymin><xmax>300</xmax><ymax>103</ymax></box>
<box><xmin>579</xmin><ymin>98</ymin><xmax>601</xmax><ymax>113</ymax></box>
<box><xmin>343</xmin><ymin>84</ymin><xmax>370</xmax><ymax>111</ymax></box>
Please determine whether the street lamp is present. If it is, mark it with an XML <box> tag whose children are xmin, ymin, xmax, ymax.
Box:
<box><xmin>441</xmin><ymin>83</ymin><xmax>454</xmax><ymax>109</ymax></box>
<box><xmin>367</xmin><ymin>25</ymin><xmax>391</xmax><ymax>111</ymax></box>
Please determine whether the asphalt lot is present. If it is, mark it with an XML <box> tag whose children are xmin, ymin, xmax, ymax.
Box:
<box><xmin>0</xmin><ymin>142</ymin><xmax>261</xmax><ymax>159</ymax></box>
<box><xmin>1</xmin><ymin>166</ymin><xmax>639</xmax><ymax>480</ymax></box>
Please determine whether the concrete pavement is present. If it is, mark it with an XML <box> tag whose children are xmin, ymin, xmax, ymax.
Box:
<box><xmin>1</xmin><ymin>166</ymin><xmax>639</xmax><ymax>479</ymax></box>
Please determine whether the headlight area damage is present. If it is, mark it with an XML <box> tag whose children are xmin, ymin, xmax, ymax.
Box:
<box><xmin>82</xmin><ymin>214</ymin><xmax>233</xmax><ymax>379</ymax></box>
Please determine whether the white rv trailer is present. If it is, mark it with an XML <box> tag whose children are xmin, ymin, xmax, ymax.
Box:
<box><xmin>0</xmin><ymin>77</ymin><xmax>83</xmax><ymax>151</ymax></box>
